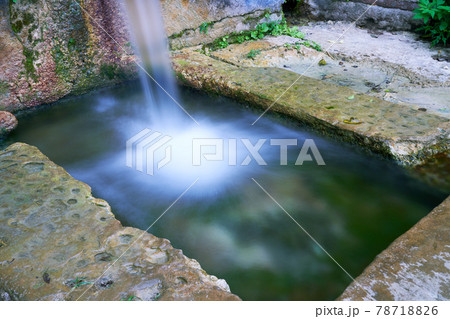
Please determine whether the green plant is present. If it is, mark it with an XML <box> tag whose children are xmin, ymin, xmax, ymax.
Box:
<box><xmin>284</xmin><ymin>40</ymin><xmax>322</xmax><ymax>52</ymax></box>
<box><xmin>199</xmin><ymin>22</ymin><xmax>214</xmax><ymax>35</ymax></box>
<box><xmin>301</xmin><ymin>39</ymin><xmax>322</xmax><ymax>51</ymax></box>
<box><xmin>67</xmin><ymin>277</ymin><xmax>93</xmax><ymax>291</ymax></box>
<box><xmin>205</xmin><ymin>17</ymin><xmax>309</xmax><ymax>52</ymax></box>
<box><xmin>121</xmin><ymin>295</ymin><xmax>138</xmax><ymax>301</ymax></box>
<box><xmin>217</xmin><ymin>36</ymin><xmax>230</xmax><ymax>49</ymax></box>
<box><xmin>413</xmin><ymin>0</ymin><xmax>450</xmax><ymax>46</ymax></box>
<box><xmin>246</xmin><ymin>49</ymin><xmax>261</xmax><ymax>59</ymax></box>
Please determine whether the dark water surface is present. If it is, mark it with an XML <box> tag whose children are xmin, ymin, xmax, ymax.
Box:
<box><xmin>3</xmin><ymin>82</ymin><xmax>447</xmax><ymax>300</ymax></box>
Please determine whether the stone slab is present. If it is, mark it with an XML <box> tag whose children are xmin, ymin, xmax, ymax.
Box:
<box><xmin>0</xmin><ymin>143</ymin><xmax>239</xmax><ymax>301</ymax></box>
<box><xmin>171</xmin><ymin>49</ymin><xmax>449</xmax><ymax>166</ymax></box>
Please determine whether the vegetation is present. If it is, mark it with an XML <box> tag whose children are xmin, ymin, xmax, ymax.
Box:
<box><xmin>284</xmin><ymin>40</ymin><xmax>322</xmax><ymax>52</ymax></box>
<box><xmin>203</xmin><ymin>15</ymin><xmax>321</xmax><ymax>53</ymax></box>
<box><xmin>67</xmin><ymin>277</ymin><xmax>93</xmax><ymax>291</ymax></box>
<box><xmin>121</xmin><ymin>295</ymin><xmax>138</xmax><ymax>301</ymax></box>
<box><xmin>23</xmin><ymin>47</ymin><xmax>38</xmax><ymax>81</ymax></box>
<box><xmin>199</xmin><ymin>22</ymin><xmax>214</xmax><ymax>35</ymax></box>
<box><xmin>246</xmin><ymin>49</ymin><xmax>261</xmax><ymax>59</ymax></box>
<box><xmin>413</xmin><ymin>0</ymin><xmax>450</xmax><ymax>46</ymax></box>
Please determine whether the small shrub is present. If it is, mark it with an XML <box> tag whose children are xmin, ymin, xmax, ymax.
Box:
<box><xmin>205</xmin><ymin>16</ymin><xmax>308</xmax><ymax>52</ymax></box>
<box><xmin>413</xmin><ymin>0</ymin><xmax>450</xmax><ymax>47</ymax></box>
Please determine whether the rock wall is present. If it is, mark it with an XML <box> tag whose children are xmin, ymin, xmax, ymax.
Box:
<box><xmin>304</xmin><ymin>0</ymin><xmax>421</xmax><ymax>31</ymax></box>
<box><xmin>163</xmin><ymin>0</ymin><xmax>284</xmax><ymax>49</ymax></box>
<box><xmin>0</xmin><ymin>0</ymin><xmax>137</xmax><ymax>113</ymax></box>
<box><xmin>0</xmin><ymin>0</ymin><xmax>285</xmax><ymax>113</ymax></box>
<box><xmin>0</xmin><ymin>143</ymin><xmax>240</xmax><ymax>301</ymax></box>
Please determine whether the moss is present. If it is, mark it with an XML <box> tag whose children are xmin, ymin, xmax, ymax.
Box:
<box><xmin>67</xmin><ymin>38</ymin><xmax>76</xmax><ymax>50</ymax></box>
<box><xmin>169</xmin><ymin>30</ymin><xmax>187</xmax><ymax>40</ymax></box>
<box><xmin>23</xmin><ymin>47</ymin><xmax>38</xmax><ymax>81</ymax></box>
<box><xmin>0</xmin><ymin>81</ymin><xmax>9</xmax><ymax>95</ymax></box>
<box><xmin>22</xmin><ymin>13</ymin><xmax>35</xmax><ymax>26</ymax></box>
<box><xmin>11</xmin><ymin>20</ymin><xmax>23</xmax><ymax>33</ymax></box>
<box><xmin>51</xmin><ymin>44</ymin><xmax>67</xmax><ymax>78</ymax></box>
<box><xmin>175</xmin><ymin>60</ymin><xmax>189</xmax><ymax>67</ymax></box>
<box><xmin>100</xmin><ymin>64</ymin><xmax>129</xmax><ymax>81</ymax></box>
<box><xmin>175</xmin><ymin>71</ymin><xmax>188</xmax><ymax>85</ymax></box>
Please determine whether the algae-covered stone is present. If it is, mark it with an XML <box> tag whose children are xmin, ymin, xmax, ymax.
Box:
<box><xmin>0</xmin><ymin>0</ymin><xmax>137</xmax><ymax>113</ymax></box>
<box><xmin>0</xmin><ymin>143</ymin><xmax>240</xmax><ymax>301</ymax></box>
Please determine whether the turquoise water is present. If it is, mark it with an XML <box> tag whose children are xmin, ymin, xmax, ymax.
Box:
<box><xmin>3</xmin><ymin>82</ymin><xmax>447</xmax><ymax>300</ymax></box>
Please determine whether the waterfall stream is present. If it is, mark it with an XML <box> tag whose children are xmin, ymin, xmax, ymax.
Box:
<box><xmin>124</xmin><ymin>0</ymin><xmax>182</xmax><ymax>126</ymax></box>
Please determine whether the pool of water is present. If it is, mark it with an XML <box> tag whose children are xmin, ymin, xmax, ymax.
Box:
<box><xmin>2</xmin><ymin>82</ymin><xmax>447</xmax><ymax>300</ymax></box>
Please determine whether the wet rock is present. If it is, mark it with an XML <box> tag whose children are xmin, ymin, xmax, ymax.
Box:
<box><xmin>0</xmin><ymin>111</ymin><xmax>18</xmax><ymax>136</ymax></box>
<box><xmin>339</xmin><ymin>196</ymin><xmax>450</xmax><ymax>301</ymax></box>
<box><xmin>0</xmin><ymin>143</ymin><xmax>240</xmax><ymax>301</ymax></box>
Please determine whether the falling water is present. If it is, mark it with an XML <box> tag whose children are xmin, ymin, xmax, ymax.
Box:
<box><xmin>121</xmin><ymin>0</ymin><xmax>280</xmax><ymax>191</ymax></box>
<box><xmin>124</xmin><ymin>0</ymin><xmax>182</xmax><ymax>126</ymax></box>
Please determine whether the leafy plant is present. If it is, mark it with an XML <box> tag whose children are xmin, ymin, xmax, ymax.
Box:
<box><xmin>284</xmin><ymin>40</ymin><xmax>322</xmax><ymax>52</ymax></box>
<box><xmin>199</xmin><ymin>22</ymin><xmax>214</xmax><ymax>35</ymax></box>
<box><xmin>246</xmin><ymin>49</ymin><xmax>261</xmax><ymax>59</ymax></box>
<box><xmin>205</xmin><ymin>17</ymin><xmax>309</xmax><ymax>52</ymax></box>
<box><xmin>217</xmin><ymin>36</ymin><xmax>230</xmax><ymax>49</ymax></box>
<box><xmin>413</xmin><ymin>0</ymin><xmax>450</xmax><ymax>46</ymax></box>
<box><xmin>299</xmin><ymin>40</ymin><xmax>322</xmax><ymax>51</ymax></box>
